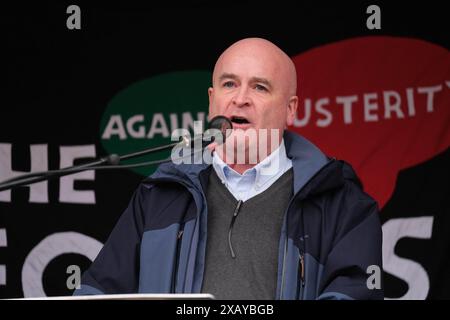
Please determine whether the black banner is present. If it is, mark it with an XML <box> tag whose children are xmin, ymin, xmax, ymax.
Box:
<box><xmin>1</xmin><ymin>2</ymin><xmax>449</xmax><ymax>299</ymax></box>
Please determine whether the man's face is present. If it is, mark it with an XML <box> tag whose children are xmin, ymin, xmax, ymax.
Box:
<box><xmin>208</xmin><ymin>43</ymin><xmax>297</xmax><ymax>147</ymax></box>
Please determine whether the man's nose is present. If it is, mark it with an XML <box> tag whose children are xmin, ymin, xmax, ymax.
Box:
<box><xmin>231</xmin><ymin>86</ymin><xmax>251</xmax><ymax>107</ymax></box>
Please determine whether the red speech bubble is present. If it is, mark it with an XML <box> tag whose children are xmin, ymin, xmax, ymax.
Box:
<box><xmin>290</xmin><ymin>36</ymin><xmax>450</xmax><ymax>208</ymax></box>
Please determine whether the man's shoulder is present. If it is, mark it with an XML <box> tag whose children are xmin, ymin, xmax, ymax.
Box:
<box><xmin>327</xmin><ymin>166</ymin><xmax>380</xmax><ymax>235</ymax></box>
<box><xmin>132</xmin><ymin>177</ymin><xmax>194</xmax><ymax>214</ymax></box>
<box><xmin>313</xmin><ymin>160</ymin><xmax>379</xmax><ymax>220</ymax></box>
<box><xmin>340</xmin><ymin>160</ymin><xmax>378</xmax><ymax>206</ymax></box>
<box><xmin>138</xmin><ymin>176</ymin><xmax>192</xmax><ymax>196</ymax></box>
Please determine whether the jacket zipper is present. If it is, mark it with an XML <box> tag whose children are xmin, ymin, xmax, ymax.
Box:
<box><xmin>297</xmin><ymin>252</ymin><xmax>305</xmax><ymax>299</ymax></box>
<box><xmin>171</xmin><ymin>228</ymin><xmax>184</xmax><ymax>293</ymax></box>
<box><xmin>279</xmin><ymin>193</ymin><xmax>298</xmax><ymax>299</ymax></box>
<box><xmin>228</xmin><ymin>200</ymin><xmax>243</xmax><ymax>259</ymax></box>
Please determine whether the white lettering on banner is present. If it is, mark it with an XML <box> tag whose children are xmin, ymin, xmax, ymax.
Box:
<box><xmin>147</xmin><ymin>113</ymin><xmax>170</xmax><ymax>138</ymax></box>
<box><xmin>363</xmin><ymin>93</ymin><xmax>379</xmax><ymax>122</ymax></box>
<box><xmin>294</xmin><ymin>99</ymin><xmax>312</xmax><ymax>127</ymax></box>
<box><xmin>101</xmin><ymin>112</ymin><xmax>206</xmax><ymax>140</ymax></box>
<box><xmin>406</xmin><ymin>88</ymin><xmax>416</xmax><ymax>116</ymax></box>
<box><xmin>0</xmin><ymin>144</ymin><xmax>97</xmax><ymax>204</ymax></box>
<box><xmin>182</xmin><ymin>111</ymin><xmax>206</xmax><ymax>132</ymax></box>
<box><xmin>126</xmin><ymin>115</ymin><xmax>146</xmax><ymax>138</ymax></box>
<box><xmin>384</xmin><ymin>91</ymin><xmax>404</xmax><ymax>119</ymax></box>
<box><xmin>59</xmin><ymin>146</ymin><xmax>96</xmax><ymax>204</ymax></box>
<box><xmin>0</xmin><ymin>228</ymin><xmax>6</xmax><ymax>285</ymax></box>
<box><xmin>0</xmin><ymin>144</ymin><xmax>49</xmax><ymax>203</ymax></box>
<box><xmin>294</xmin><ymin>82</ymin><xmax>449</xmax><ymax>127</ymax></box>
<box><xmin>22</xmin><ymin>232</ymin><xmax>103</xmax><ymax>297</ymax></box>
<box><xmin>316</xmin><ymin>98</ymin><xmax>332</xmax><ymax>127</ymax></box>
<box><xmin>336</xmin><ymin>95</ymin><xmax>358</xmax><ymax>124</ymax></box>
<box><xmin>417</xmin><ymin>85</ymin><xmax>442</xmax><ymax>112</ymax></box>
<box><xmin>102</xmin><ymin>115</ymin><xmax>127</xmax><ymax>140</ymax></box>
<box><xmin>382</xmin><ymin>216</ymin><xmax>434</xmax><ymax>300</ymax></box>
<box><xmin>169</xmin><ymin>113</ymin><xmax>179</xmax><ymax>132</ymax></box>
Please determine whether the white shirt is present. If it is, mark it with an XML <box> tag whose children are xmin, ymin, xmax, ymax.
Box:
<box><xmin>212</xmin><ymin>139</ymin><xmax>293</xmax><ymax>202</ymax></box>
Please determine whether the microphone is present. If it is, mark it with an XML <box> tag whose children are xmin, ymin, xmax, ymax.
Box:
<box><xmin>170</xmin><ymin>116</ymin><xmax>232</xmax><ymax>164</ymax></box>
<box><xmin>178</xmin><ymin>115</ymin><xmax>233</xmax><ymax>148</ymax></box>
<box><xmin>208</xmin><ymin>115</ymin><xmax>233</xmax><ymax>142</ymax></box>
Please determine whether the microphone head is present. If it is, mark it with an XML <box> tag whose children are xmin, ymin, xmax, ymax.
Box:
<box><xmin>207</xmin><ymin>116</ymin><xmax>233</xmax><ymax>143</ymax></box>
<box><xmin>106</xmin><ymin>154</ymin><xmax>121</xmax><ymax>165</ymax></box>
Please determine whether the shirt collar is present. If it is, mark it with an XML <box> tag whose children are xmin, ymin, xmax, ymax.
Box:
<box><xmin>212</xmin><ymin>139</ymin><xmax>291</xmax><ymax>188</ymax></box>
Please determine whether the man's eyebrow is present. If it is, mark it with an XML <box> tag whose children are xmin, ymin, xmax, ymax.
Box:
<box><xmin>250</xmin><ymin>77</ymin><xmax>272</xmax><ymax>89</ymax></box>
<box><xmin>218</xmin><ymin>73</ymin><xmax>273</xmax><ymax>89</ymax></box>
<box><xmin>218</xmin><ymin>73</ymin><xmax>239</xmax><ymax>82</ymax></box>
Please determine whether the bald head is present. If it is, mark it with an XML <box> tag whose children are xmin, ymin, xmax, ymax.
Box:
<box><xmin>212</xmin><ymin>38</ymin><xmax>297</xmax><ymax>96</ymax></box>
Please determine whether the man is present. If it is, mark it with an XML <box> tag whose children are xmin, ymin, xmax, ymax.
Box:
<box><xmin>75</xmin><ymin>38</ymin><xmax>383</xmax><ymax>299</ymax></box>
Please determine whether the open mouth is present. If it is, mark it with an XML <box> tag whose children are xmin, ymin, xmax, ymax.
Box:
<box><xmin>230</xmin><ymin>116</ymin><xmax>250</xmax><ymax>125</ymax></box>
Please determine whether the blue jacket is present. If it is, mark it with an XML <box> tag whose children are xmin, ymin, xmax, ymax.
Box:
<box><xmin>75</xmin><ymin>131</ymin><xmax>383</xmax><ymax>299</ymax></box>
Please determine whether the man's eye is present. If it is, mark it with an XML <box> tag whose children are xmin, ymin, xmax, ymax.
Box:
<box><xmin>223</xmin><ymin>81</ymin><xmax>235</xmax><ymax>88</ymax></box>
<box><xmin>255</xmin><ymin>84</ymin><xmax>268</xmax><ymax>92</ymax></box>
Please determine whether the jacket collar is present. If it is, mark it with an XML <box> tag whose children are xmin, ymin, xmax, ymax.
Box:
<box><xmin>283</xmin><ymin>130</ymin><xmax>330</xmax><ymax>194</ymax></box>
<box><xmin>146</xmin><ymin>130</ymin><xmax>352</xmax><ymax>199</ymax></box>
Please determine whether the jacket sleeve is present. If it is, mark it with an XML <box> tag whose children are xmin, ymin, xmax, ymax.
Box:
<box><xmin>73</xmin><ymin>184</ymin><xmax>148</xmax><ymax>295</ymax></box>
<box><xmin>317</xmin><ymin>183</ymin><xmax>384</xmax><ymax>300</ymax></box>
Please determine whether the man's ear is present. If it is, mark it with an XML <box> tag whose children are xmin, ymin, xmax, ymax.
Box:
<box><xmin>208</xmin><ymin>87</ymin><xmax>214</xmax><ymax>116</ymax></box>
<box><xmin>286</xmin><ymin>96</ymin><xmax>298</xmax><ymax>126</ymax></box>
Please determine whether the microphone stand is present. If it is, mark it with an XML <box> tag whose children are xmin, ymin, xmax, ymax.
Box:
<box><xmin>0</xmin><ymin>115</ymin><xmax>232</xmax><ymax>192</ymax></box>
<box><xmin>0</xmin><ymin>140</ymin><xmax>183</xmax><ymax>192</ymax></box>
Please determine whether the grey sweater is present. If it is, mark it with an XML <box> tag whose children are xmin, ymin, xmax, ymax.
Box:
<box><xmin>201</xmin><ymin>168</ymin><xmax>293</xmax><ymax>299</ymax></box>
